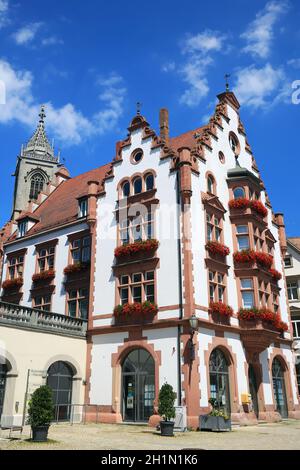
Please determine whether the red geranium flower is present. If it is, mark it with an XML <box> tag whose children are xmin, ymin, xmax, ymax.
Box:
<box><xmin>2</xmin><ymin>277</ymin><xmax>23</xmax><ymax>289</ymax></box>
<box><xmin>115</xmin><ymin>239</ymin><xmax>159</xmax><ymax>258</ymax></box>
<box><xmin>269</xmin><ymin>268</ymin><xmax>282</xmax><ymax>281</ymax></box>
<box><xmin>206</xmin><ymin>241</ymin><xmax>230</xmax><ymax>257</ymax></box>
<box><xmin>254</xmin><ymin>252</ymin><xmax>273</xmax><ymax>269</ymax></box>
<box><xmin>250</xmin><ymin>200</ymin><xmax>268</xmax><ymax>217</ymax></box>
<box><xmin>209</xmin><ymin>301</ymin><xmax>234</xmax><ymax>317</ymax></box>
<box><xmin>228</xmin><ymin>198</ymin><xmax>250</xmax><ymax>210</ymax></box>
<box><xmin>233</xmin><ymin>250</ymin><xmax>256</xmax><ymax>264</ymax></box>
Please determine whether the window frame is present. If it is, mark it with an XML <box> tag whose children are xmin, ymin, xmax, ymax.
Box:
<box><xmin>118</xmin><ymin>270</ymin><xmax>156</xmax><ymax>305</ymax></box>
<box><xmin>67</xmin><ymin>287</ymin><xmax>89</xmax><ymax>319</ymax></box>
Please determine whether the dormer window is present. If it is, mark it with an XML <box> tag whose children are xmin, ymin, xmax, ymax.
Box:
<box><xmin>79</xmin><ymin>198</ymin><xmax>88</xmax><ymax>218</ymax></box>
<box><xmin>18</xmin><ymin>220</ymin><xmax>28</xmax><ymax>238</ymax></box>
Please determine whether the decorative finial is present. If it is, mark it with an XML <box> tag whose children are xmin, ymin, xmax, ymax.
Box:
<box><xmin>39</xmin><ymin>104</ymin><xmax>46</xmax><ymax>123</ymax></box>
<box><xmin>136</xmin><ymin>101</ymin><xmax>142</xmax><ymax>115</ymax></box>
<box><xmin>225</xmin><ymin>73</ymin><xmax>230</xmax><ymax>92</ymax></box>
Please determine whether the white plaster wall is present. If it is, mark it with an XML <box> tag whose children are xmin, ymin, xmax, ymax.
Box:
<box><xmin>260</xmin><ymin>347</ymin><xmax>273</xmax><ymax>405</ymax></box>
<box><xmin>281</xmin><ymin>343</ymin><xmax>299</xmax><ymax>404</ymax></box>
<box><xmin>225</xmin><ymin>331</ymin><xmax>248</xmax><ymax>402</ymax></box>
<box><xmin>0</xmin><ymin>325</ymin><xmax>86</xmax><ymax>426</ymax></box>
<box><xmin>285</xmin><ymin>244</ymin><xmax>300</xmax><ymax>314</ymax></box>
<box><xmin>89</xmin><ymin>331</ymin><xmax>128</xmax><ymax>405</ymax></box>
<box><xmin>93</xmin><ymin>128</ymin><xmax>180</xmax><ymax>317</ymax></box>
<box><xmin>198</xmin><ymin>327</ymin><xmax>214</xmax><ymax>407</ymax></box>
<box><xmin>1</xmin><ymin>222</ymin><xmax>88</xmax><ymax>314</ymax></box>
<box><xmin>145</xmin><ymin>327</ymin><xmax>179</xmax><ymax>400</ymax></box>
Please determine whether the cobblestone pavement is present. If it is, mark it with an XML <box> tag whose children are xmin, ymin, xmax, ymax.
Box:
<box><xmin>0</xmin><ymin>420</ymin><xmax>300</xmax><ymax>450</ymax></box>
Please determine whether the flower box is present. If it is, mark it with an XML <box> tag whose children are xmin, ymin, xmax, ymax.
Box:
<box><xmin>269</xmin><ymin>268</ymin><xmax>282</xmax><ymax>282</ymax></box>
<box><xmin>2</xmin><ymin>277</ymin><xmax>23</xmax><ymax>290</ymax></box>
<box><xmin>228</xmin><ymin>198</ymin><xmax>267</xmax><ymax>218</ymax></box>
<box><xmin>206</xmin><ymin>241</ymin><xmax>230</xmax><ymax>257</ymax></box>
<box><xmin>114</xmin><ymin>239</ymin><xmax>159</xmax><ymax>258</ymax></box>
<box><xmin>233</xmin><ymin>250</ymin><xmax>273</xmax><ymax>269</ymax></box>
<box><xmin>32</xmin><ymin>270</ymin><xmax>55</xmax><ymax>282</ymax></box>
<box><xmin>254</xmin><ymin>252</ymin><xmax>273</xmax><ymax>269</ymax></box>
<box><xmin>113</xmin><ymin>301</ymin><xmax>158</xmax><ymax>325</ymax></box>
<box><xmin>238</xmin><ymin>307</ymin><xmax>288</xmax><ymax>333</ymax></box>
<box><xmin>199</xmin><ymin>415</ymin><xmax>231</xmax><ymax>432</ymax></box>
<box><xmin>64</xmin><ymin>262</ymin><xmax>90</xmax><ymax>274</ymax></box>
<box><xmin>209</xmin><ymin>301</ymin><xmax>233</xmax><ymax>317</ymax></box>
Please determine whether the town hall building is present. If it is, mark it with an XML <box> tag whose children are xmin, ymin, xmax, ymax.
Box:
<box><xmin>0</xmin><ymin>88</ymin><xmax>299</xmax><ymax>429</ymax></box>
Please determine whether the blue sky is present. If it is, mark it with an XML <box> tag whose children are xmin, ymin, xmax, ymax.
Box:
<box><xmin>0</xmin><ymin>0</ymin><xmax>300</xmax><ymax>235</ymax></box>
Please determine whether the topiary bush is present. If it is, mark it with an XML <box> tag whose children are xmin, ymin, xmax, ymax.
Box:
<box><xmin>158</xmin><ymin>383</ymin><xmax>176</xmax><ymax>422</ymax></box>
<box><xmin>27</xmin><ymin>385</ymin><xmax>54</xmax><ymax>427</ymax></box>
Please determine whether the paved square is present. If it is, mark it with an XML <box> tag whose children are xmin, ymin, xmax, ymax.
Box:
<box><xmin>0</xmin><ymin>420</ymin><xmax>300</xmax><ymax>450</ymax></box>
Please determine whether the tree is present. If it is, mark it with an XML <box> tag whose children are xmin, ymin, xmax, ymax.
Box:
<box><xmin>158</xmin><ymin>383</ymin><xmax>176</xmax><ymax>422</ymax></box>
<box><xmin>27</xmin><ymin>385</ymin><xmax>54</xmax><ymax>427</ymax></box>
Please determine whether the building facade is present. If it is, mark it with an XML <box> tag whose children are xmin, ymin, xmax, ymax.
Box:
<box><xmin>0</xmin><ymin>90</ymin><xmax>299</xmax><ymax>428</ymax></box>
<box><xmin>284</xmin><ymin>238</ymin><xmax>300</xmax><ymax>396</ymax></box>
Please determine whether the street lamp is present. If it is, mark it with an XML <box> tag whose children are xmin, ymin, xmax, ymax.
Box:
<box><xmin>188</xmin><ymin>314</ymin><xmax>199</xmax><ymax>362</ymax></box>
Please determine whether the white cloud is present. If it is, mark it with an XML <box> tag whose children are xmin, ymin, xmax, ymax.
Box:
<box><xmin>234</xmin><ymin>63</ymin><xmax>286</xmax><ymax>108</ymax></box>
<box><xmin>0</xmin><ymin>0</ymin><xmax>9</xmax><ymax>29</ymax></box>
<box><xmin>12</xmin><ymin>22</ymin><xmax>43</xmax><ymax>45</ymax></box>
<box><xmin>41</xmin><ymin>36</ymin><xmax>64</xmax><ymax>46</ymax></box>
<box><xmin>287</xmin><ymin>58</ymin><xmax>300</xmax><ymax>69</ymax></box>
<box><xmin>241</xmin><ymin>0</ymin><xmax>289</xmax><ymax>59</ymax></box>
<box><xmin>161</xmin><ymin>62</ymin><xmax>175</xmax><ymax>73</ymax></box>
<box><xmin>178</xmin><ymin>30</ymin><xmax>226</xmax><ymax>107</ymax></box>
<box><xmin>0</xmin><ymin>59</ymin><xmax>126</xmax><ymax>146</ymax></box>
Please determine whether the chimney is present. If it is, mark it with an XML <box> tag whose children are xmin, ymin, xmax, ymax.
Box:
<box><xmin>159</xmin><ymin>108</ymin><xmax>169</xmax><ymax>145</ymax></box>
<box><xmin>275</xmin><ymin>212</ymin><xmax>287</xmax><ymax>256</ymax></box>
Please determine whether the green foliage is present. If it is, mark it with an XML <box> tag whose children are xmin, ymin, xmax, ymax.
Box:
<box><xmin>27</xmin><ymin>385</ymin><xmax>54</xmax><ymax>427</ymax></box>
<box><xmin>158</xmin><ymin>383</ymin><xmax>176</xmax><ymax>421</ymax></box>
<box><xmin>208</xmin><ymin>397</ymin><xmax>229</xmax><ymax>420</ymax></box>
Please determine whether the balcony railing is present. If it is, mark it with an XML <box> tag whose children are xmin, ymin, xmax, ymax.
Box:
<box><xmin>0</xmin><ymin>301</ymin><xmax>87</xmax><ymax>337</ymax></box>
<box><xmin>292</xmin><ymin>320</ymin><xmax>300</xmax><ymax>339</ymax></box>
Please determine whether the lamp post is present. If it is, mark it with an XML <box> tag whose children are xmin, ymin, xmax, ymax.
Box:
<box><xmin>188</xmin><ymin>314</ymin><xmax>199</xmax><ymax>362</ymax></box>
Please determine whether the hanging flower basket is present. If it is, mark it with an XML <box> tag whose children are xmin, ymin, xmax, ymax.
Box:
<box><xmin>269</xmin><ymin>268</ymin><xmax>282</xmax><ymax>281</ymax></box>
<box><xmin>114</xmin><ymin>239</ymin><xmax>159</xmax><ymax>258</ymax></box>
<box><xmin>233</xmin><ymin>250</ymin><xmax>256</xmax><ymax>265</ymax></box>
<box><xmin>2</xmin><ymin>277</ymin><xmax>23</xmax><ymax>290</ymax></box>
<box><xmin>113</xmin><ymin>301</ymin><xmax>158</xmax><ymax>318</ymax></box>
<box><xmin>206</xmin><ymin>241</ymin><xmax>230</xmax><ymax>257</ymax></box>
<box><xmin>238</xmin><ymin>307</ymin><xmax>288</xmax><ymax>332</ymax></box>
<box><xmin>32</xmin><ymin>270</ymin><xmax>55</xmax><ymax>282</ymax></box>
<box><xmin>228</xmin><ymin>198</ymin><xmax>250</xmax><ymax>210</ymax></box>
<box><xmin>64</xmin><ymin>262</ymin><xmax>90</xmax><ymax>274</ymax></box>
<box><xmin>209</xmin><ymin>301</ymin><xmax>234</xmax><ymax>317</ymax></box>
<box><xmin>255</xmin><ymin>252</ymin><xmax>273</xmax><ymax>269</ymax></box>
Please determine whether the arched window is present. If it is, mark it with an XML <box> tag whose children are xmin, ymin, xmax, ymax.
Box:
<box><xmin>47</xmin><ymin>361</ymin><xmax>74</xmax><ymax>421</ymax></box>
<box><xmin>122</xmin><ymin>348</ymin><xmax>155</xmax><ymax>422</ymax></box>
<box><xmin>29</xmin><ymin>173</ymin><xmax>45</xmax><ymax>200</ymax></box>
<box><xmin>0</xmin><ymin>363</ymin><xmax>7</xmax><ymax>421</ymax></box>
<box><xmin>229</xmin><ymin>132</ymin><xmax>240</xmax><ymax>155</ymax></box>
<box><xmin>233</xmin><ymin>187</ymin><xmax>245</xmax><ymax>199</ymax></box>
<box><xmin>133</xmin><ymin>177</ymin><xmax>142</xmax><ymax>195</ymax></box>
<box><xmin>145</xmin><ymin>173</ymin><xmax>154</xmax><ymax>191</ymax></box>
<box><xmin>272</xmin><ymin>357</ymin><xmax>288</xmax><ymax>418</ymax></box>
<box><xmin>122</xmin><ymin>181</ymin><xmax>130</xmax><ymax>198</ymax></box>
<box><xmin>209</xmin><ymin>348</ymin><xmax>231</xmax><ymax>415</ymax></box>
<box><xmin>207</xmin><ymin>175</ymin><xmax>215</xmax><ymax>194</ymax></box>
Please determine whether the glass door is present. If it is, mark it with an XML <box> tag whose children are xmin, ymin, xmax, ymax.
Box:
<box><xmin>123</xmin><ymin>374</ymin><xmax>136</xmax><ymax>421</ymax></box>
<box><xmin>248</xmin><ymin>365</ymin><xmax>259</xmax><ymax>418</ymax></box>
<box><xmin>272</xmin><ymin>358</ymin><xmax>288</xmax><ymax>418</ymax></box>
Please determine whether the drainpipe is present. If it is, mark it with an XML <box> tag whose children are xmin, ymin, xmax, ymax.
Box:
<box><xmin>176</xmin><ymin>169</ymin><xmax>183</xmax><ymax>406</ymax></box>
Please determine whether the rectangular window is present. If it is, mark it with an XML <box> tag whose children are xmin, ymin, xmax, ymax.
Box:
<box><xmin>78</xmin><ymin>198</ymin><xmax>88</xmax><ymax>218</ymax></box>
<box><xmin>287</xmin><ymin>282</ymin><xmax>299</xmax><ymax>300</ymax></box>
<box><xmin>241</xmin><ymin>278</ymin><xmax>254</xmax><ymax>308</ymax></box>
<box><xmin>37</xmin><ymin>246</ymin><xmax>55</xmax><ymax>272</ymax></box>
<box><xmin>70</xmin><ymin>236</ymin><xmax>91</xmax><ymax>264</ymax></box>
<box><xmin>284</xmin><ymin>256</ymin><xmax>292</xmax><ymax>268</ymax></box>
<box><xmin>119</xmin><ymin>209</ymin><xmax>156</xmax><ymax>245</ymax></box>
<box><xmin>206</xmin><ymin>213</ymin><xmax>222</xmax><ymax>242</ymax></box>
<box><xmin>236</xmin><ymin>225</ymin><xmax>249</xmax><ymax>251</ymax></box>
<box><xmin>33</xmin><ymin>294</ymin><xmax>52</xmax><ymax>311</ymax></box>
<box><xmin>18</xmin><ymin>221</ymin><xmax>28</xmax><ymax>238</ymax></box>
<box><xmin>118</xmin><ymin>271</ymin><xmax>155</xmax><ymax>304</ymax></box>
<box><xmin>209</xmin><ymin>270</ymin><xmax>225</xmax><ymax>302</ymax></box>
<box><xmin>67</xmin><ymin>288</ymin><xmax>88</xmax><ymax>319</ymax></box>
<box><xmin>7</xmin><ymin>255</ymin><xmax>24</xmax><ymax>279</ymax></box>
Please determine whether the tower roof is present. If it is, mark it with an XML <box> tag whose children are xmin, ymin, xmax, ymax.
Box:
<box><xmin>22</xmin><ymin>105</ymin><xmax>58</xmax><ymax>162</ymax></box>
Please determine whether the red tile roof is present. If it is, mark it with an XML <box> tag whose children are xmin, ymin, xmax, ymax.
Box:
<box><xmin>169</xmin><ymin>126</ymin><xmax>205</xmax><ymax>152</ymax></box>
<box><xmin>288</xmin><ymin>237</ymin><xmax>300</xmax><ymax>252</ymax></box>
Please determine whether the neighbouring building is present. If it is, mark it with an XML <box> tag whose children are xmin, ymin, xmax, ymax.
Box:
<box><xmin>0</xmin><ymin>88</ymin><xmax>299</xmax><ymax>429</ymax></box>
<box><xmin>284</xmin><ymin>238</ymin><xmax>300</xmax><ymax>395</ymax></box>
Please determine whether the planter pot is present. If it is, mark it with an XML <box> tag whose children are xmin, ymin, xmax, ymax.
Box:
<box><xmin>199</xmin><ymin>415</ymin><xmax>231</xmax><ymax>432</ymax></box>
<box><xmin>31</xmin><ymin>425</ymin><xmax>50</xmax><ymax>442</ymax></box>
<box><xmin>160</xmin><ymin>420</ymin><xmax>175</xmax><ymax>436</ymax></box>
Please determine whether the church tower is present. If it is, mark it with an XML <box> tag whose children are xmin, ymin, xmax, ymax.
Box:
<box><xmin>11</xmin><ymin>105</ymin><xmax>63</xmax><ymax>220</ymax></box>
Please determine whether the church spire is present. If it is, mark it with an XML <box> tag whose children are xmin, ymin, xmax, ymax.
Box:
<box><xmin>22</xmin><ymin>105</ymin><xmax>58</xmax><ymax>162</ymax></box>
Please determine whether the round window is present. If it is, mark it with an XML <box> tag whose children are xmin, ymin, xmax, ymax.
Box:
<box><xmin>131</xmin><ymin>149</ymin><xmax>143</xmax><ymax>164</ymax></box>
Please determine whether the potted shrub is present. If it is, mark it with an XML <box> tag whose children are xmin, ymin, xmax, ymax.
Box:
<box><xmin>158</xmin><ymin>383</ymin><xmax>176</xmax><ymax>436</ymax></box>
<box><xmin>27</xmin><ymin>385</ymin><xmax>54</xmax><ymax>442</ymax></box>
<box><xmin>199</xmin><ymin>398</ymin><xmax>231</xmax><ymax>432</ymax></box>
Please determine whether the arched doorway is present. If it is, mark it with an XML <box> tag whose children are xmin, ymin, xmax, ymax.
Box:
<box><xmin>122</xmin><ymin>349</ymin><xmax>155</xmax><ymax>422</ymax></box>
<box><xmin>0</xmin><ymin>363</ymin><xmax>7</xmax><ymax>421</ymax></box>
<box><xmin>272</xmin><ymin>357</ymin><xmax>288</xmax><ymax>418</ymax></box>
<box><xmin>209</xmin><ymin>348</ymin><xmax>231</xmax><ymax>416</ymax></box>
<box><xmin>248</xmin><ymin>364</ymin><xmax>259</xmax><ymax>418</ymax></box>
<box><xmin>47</xmin><ymin>361</ymin><xmax>74</xmax><ymax>421</ymax></box>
